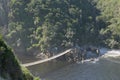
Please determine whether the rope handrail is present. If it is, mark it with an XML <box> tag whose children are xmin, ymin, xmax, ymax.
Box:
<box><xmin>22</xmin><ymin>48</ymin><xmax>72</xmax><ymax>67</ymax></box>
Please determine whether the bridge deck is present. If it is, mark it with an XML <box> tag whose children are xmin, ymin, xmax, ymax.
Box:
<box><xmin>22</xmin><ymin>49</ymin><xmax>72</xmax><ymax>67</ymax></box>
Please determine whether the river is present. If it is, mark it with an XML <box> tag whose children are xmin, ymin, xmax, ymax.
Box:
<box><xmin>28</xmin><ymin>48</ymin><xmax>120</xmax><ymax>80</ymax></box>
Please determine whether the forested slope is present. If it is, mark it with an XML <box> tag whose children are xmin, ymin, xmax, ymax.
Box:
<box><xmin>0</xmin><ymin>35</ymin><xmax>40</xmax><ymax>80</ymax></box>
<box><xmin>0</xmin><ymin>0</ymin><xmax>120</xmax><ymax>55</ymax></box>
<box><xmin>95</xmin><ymin>0</ymin><xmax>120</xmax><ymax>48</ymax></box>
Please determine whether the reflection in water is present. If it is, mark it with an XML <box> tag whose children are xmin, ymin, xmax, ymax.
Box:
<box><xmin>43</xmin><ymin>58</ymin><xmax>120</xmax><ymax>80</ymax></box>
<box><xmin>28</xmin><ymin>49</ymin><xmax>120</xmax><ymax>80</ymax></box>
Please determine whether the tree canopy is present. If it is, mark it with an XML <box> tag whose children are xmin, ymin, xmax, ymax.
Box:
<box><xmin>1</xmin><ymin>0</ymin><xmax>120</xmax><ymax>55</ymax></box>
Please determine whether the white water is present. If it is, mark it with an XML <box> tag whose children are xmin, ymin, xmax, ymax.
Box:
<box><xmin>101</xmin><ymin>49</ymin><xmax>120</xmax><ymax>64</ymax></box>
<box><xmin>80</xmin><ymin>48</ymin><xmax>120</xmax><ymax>64</ymax></box>
<box><xmin>29</xmin><ymin>48</ymin><xmax>120</xmax><ymax>80</ymax></box>
<box><xmin>102</xmin><ymin>50</ymin><xmax>120</xmax><ymax>58</ymax></box>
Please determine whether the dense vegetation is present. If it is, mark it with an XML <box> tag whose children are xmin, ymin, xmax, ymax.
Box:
<box><xmin>0</xmin><ymin>0</ymin><xmax>120</xmax><ymax>55</ymax></box>
<box><xmin>0</xmin><ymin>35</ymin><xmax>40</xmax><ymax>80</ymax></box>
<box><xmin>95</xmin><ymin>0</ymin><xmax>120</xmax><ymax>48</ymax></box>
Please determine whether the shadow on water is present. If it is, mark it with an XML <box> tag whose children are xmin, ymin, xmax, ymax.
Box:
<box><xmin>42</xmin><ymin>48</ymin><xmax>120</xmax><ymax>80</ymax></box>
<box><xmin>27</xmin><ymin>48</ymin><xmax>105</xmax><ymax>77</ymax></box>
<box><xmin>27</xmin><ymin>60</ymin><xmax>71</xmax><ymax>77</ymax></box>
<box><xmin>27</xmin><ymin>48</ymin><xmax>120</xmax><ymax>80</ymax></box>
<box><xmin>43</xmin><ymin>58</ymin><xmax>120</xmax><ymax>80</ymax></box>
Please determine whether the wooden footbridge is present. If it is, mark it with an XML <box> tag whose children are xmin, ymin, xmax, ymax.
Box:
<box><xmin>22</xmin><ymin>49</ymin><xmax>72</xmax><ymax>67</ymax></box>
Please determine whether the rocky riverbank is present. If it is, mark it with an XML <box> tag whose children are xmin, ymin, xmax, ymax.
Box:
<box><xmin>57</xmin><ymin>46</ymin><xmax>100</xmax><ymax>62</ymax></box>
<box><xmin>35</xmin><ymin>45</ymin><xmax>101</xmax><ymax>63</ymax></box>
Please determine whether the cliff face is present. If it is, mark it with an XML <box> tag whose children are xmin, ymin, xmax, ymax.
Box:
<box><xmin>0</xmin><ymin>36</ymin><xmax>38</xmax><ymax>80</ymax></box>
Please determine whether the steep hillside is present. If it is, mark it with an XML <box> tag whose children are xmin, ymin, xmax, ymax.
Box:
<box><xmin>0</xmin><ymin>35</ymin><xmax>40</xmax><ymax>80</ymax></box>
<box><xmin>95</xmin><ymin>0</ymin><xmax>120</xmax><ymax>48</ymax></box>
<box><xmin>5</xmin><ymin>0</ymin><xmax>102</xmax><ymax>55</ymax></box>
<box><xmin>1</xmin><ymin>0</ymin><xmax>120</xmax><ymax>56</ymax></box>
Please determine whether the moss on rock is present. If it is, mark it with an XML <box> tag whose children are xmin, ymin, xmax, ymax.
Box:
<box><xmin>0</xmin><ymin>35</ymin><xmax>40</xmax><ymax>80</ymax></box>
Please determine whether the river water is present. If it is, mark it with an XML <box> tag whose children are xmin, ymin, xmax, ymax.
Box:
<box><xmin>28</xmin><ymin>48</ymin><xmax>120</xmax><ymax>80</ymax></box>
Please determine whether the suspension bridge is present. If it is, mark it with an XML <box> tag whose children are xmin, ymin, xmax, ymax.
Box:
<box><xmin>22</xmin><ymin>49</ymin><xmax>72</xmax><ymax>67</ymax></box>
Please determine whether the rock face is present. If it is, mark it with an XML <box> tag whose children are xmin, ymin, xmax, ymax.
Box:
<box><xmin>0</xmin><ymin>37</ymin><xmax>36</xmax><ymax>80</ymax></box>
<box><xmin>57</xmin><ymin>45</ymin><xmax>100</xmax><ymax>62</ymax></box>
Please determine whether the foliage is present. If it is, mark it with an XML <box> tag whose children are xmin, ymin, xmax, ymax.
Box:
<box><xmin>5</xmin><ymin>0</ymin><xmax>101</xmax><ymax>53</ymax></box>
<box><xmin>22</xmin><ymin>66</ymin><xmax>39</xmax><ymax>80</ymax></box>
<box><xmin>0</xmin><ymin>36</ymin><xmax>40</xmax><ymax>80</ymax></box>
<box><xmin>96</xmin><ymin>0</ymin><xmax>120</xmax><ymax>48</ymax></box>
<box><xmin>2</xmin><ymin>0</ymin><xmax>120</xmax><ymax>55</ymax></box>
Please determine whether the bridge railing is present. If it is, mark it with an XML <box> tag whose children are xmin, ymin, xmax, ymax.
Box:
<box><xmin>22</xmin><ymin>48</ymin><xmax>72</xmax><ymax>67</ymax></box>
